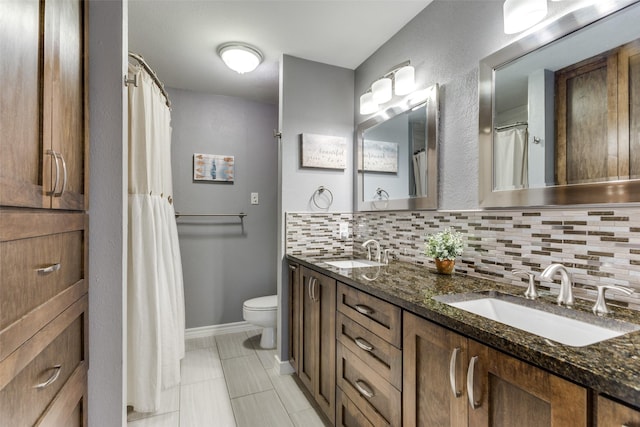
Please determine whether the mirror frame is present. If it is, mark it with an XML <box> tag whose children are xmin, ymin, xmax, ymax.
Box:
<box><xmin>355</xmin><ymin>84</ymin><xmax>439</xmax><ymax>211</ymax></box>
<box><xmin>479</xmin><ymin>0</ymin><xmax>640</xmax><ymax>208</ymax></box>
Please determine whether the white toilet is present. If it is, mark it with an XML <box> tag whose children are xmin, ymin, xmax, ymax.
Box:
<box><xmin>242</xmin><ymin>295</ymin><xmax>278</xmax><ymax>349</ymax></box>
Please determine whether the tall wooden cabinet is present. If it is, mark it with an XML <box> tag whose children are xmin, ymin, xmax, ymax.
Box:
<box><xmin>0</xmin><ymin>0</ymin><xmax>89</xmax><ymax>425</ymax></box>
<box><xmin>403</xmin><ymin>312</ymin><xmax>588</xmax><ymax>427</ymax></box>
<box><xmin>293</xmin><ymin>266</ymin><xmax>336</xmax><ymax>424</ymax></box>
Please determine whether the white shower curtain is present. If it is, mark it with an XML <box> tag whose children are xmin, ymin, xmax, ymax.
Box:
<box><xmin>494</xmin><ymin>127</ymin><xmax>529</xmax><ymax>191</ymax></box>
<box><xmin>413</xmin><ymin>150</ymin><xmax>427</xmax><ymax>196</ymax></box>
<box><xmin>127</xmin><ymin>63</ymin><xmax>185</xmax><ymax>413</ymax></box>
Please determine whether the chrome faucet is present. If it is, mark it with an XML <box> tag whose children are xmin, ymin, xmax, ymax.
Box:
<box><xmin>362</xmin><ymin>239</ymin><xmax>381</xmax><ymax>263</ymax></box>
<box><xmin>540</xmin><ymin>263</ymin><xmax>574</xmax><ymax>307</ymax></box>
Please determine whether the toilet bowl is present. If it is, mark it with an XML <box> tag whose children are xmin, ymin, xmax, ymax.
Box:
<box><xmin>243</xmin><ymin>295</ymin><xmax>277</xmax><ymax>349</ymax></box>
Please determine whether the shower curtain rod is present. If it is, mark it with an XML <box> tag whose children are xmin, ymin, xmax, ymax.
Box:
<box><xmin>495</xmin><ymin>121</ymin><xmax>527</xmax><ymax>131</ymax></box>
<box><xmin>127</xmin><ymin>52</ymin><xmax>172</xmax><ymax>108</ymax></box>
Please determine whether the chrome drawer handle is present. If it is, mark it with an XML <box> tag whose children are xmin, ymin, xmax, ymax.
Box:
<box><xmin>54</xmin><ymin>152</ymin><xmax>67</xmax><ymax>197</ymax></box>
<box><xmin>288</xmin><ymin>265</ymin><xmax>297</xmax><ymax>271</ymax></box>
<box><xmin>34</xmin><ymin>365</ymin><xmax>62</xmax><ymax>389</ymax></box>
<box><xmin>354</xmin><ymin>379</ymin><xmax>375</xmax><ymax>399</ymax></box>
<box><xmin>354</xmin><ymin>304</ymin><xmax>374</xmax><ymax>315</ymax></box>
<box><xmin>467</xmin><ymin>356</ymin><xmax>480</xmax><ymax>409</ymax></box>
<box><xmin>449</xmin><ymin>347</ymin><xmax>462</xmax><ymax>398</ymax></box>
<box><xmin>354</xmin><ymin>337</ymin><xmax>373</xmax><ymax>352</ymax></box>
<box><xmin>46</xmin><ymin>150</ymin><xmax>60</xmax><ymax>196</ymax></box>
<box><xmin>36</xmin><ymin>263</ymin><xmax>61</xmax><ymax>274</ymax></box>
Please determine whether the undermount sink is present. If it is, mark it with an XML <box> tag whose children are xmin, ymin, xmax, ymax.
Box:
<box><xmin>324</xmin><ymin>259</ymin><xmax>384</xmax><ymax>269</ymax></box>
<box><xmin>434</xmin><ymin>291</ymin><xmax>640</xmax><ymax>347</ymax></box>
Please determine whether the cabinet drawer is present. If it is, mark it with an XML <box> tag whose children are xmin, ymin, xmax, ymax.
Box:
<box><xmin>337</xmin><ymin>343</ymin><xmax>401</xmax><ymax>427</ymax></box>
<box><xmin>0</xmin><ymin>296</ymin><xmax>87</xmax><ymax>426</ymax></box>
<box><xmin>336</xmin><ymin>387</ymin><xmax>375</xmax><ymax>427</ymax></box>
<box><xmin>337</xmin><ymin>312</ymin><xmax>402</xmax><ymax>390</ymax></box>
<box><xmin>0</xmin><ymin>211</ymin><xmax>87</xmax><ymax>361</ymax></box>
<box><xmin>337</xmin><ymin>282</ymin><xmax>401</xmax><ymax>348</ymax></box>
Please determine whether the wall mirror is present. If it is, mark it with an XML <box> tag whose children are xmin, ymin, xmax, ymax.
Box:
<box><xmin>355</xmin><ymin>84</ymin><xmax>439</xmax><ymax>211</ymax></box>
<box><xmin>479</xmin><ymin>1</ymin><xmax>640</xmax><ymax>208</ymax></box>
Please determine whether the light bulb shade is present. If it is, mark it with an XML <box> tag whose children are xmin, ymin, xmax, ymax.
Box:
<box><xmin>503</xmin><ymin>0</ymin><xmax>547</xmax><ymax>34</ymax></box>
<box><xmin>371</xmin><ymin>77</ymin><xmax>393</xmax><ymax>104</ymax></box>
<box><xmin>394</xmin><ymin>65</ymin><xmax>415</xmax><ymax>95</ymax></box>
<box><xmin>218</xmin><ymin>42</ymin><xmax>263</xmax><ymax>74</ymax></box>
<box><xmin>360</xmin><ymin>92</ymin><xmax>378</xmax><ymax>115</ymax></box>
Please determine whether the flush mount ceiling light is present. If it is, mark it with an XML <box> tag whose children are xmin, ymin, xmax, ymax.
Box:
<box><xmin>217</xmin><ymin>42</ymin><xmax>263</xmax><ymax>74</ymax></box>
<box><xmin>503</xmin><ymin>0</ymin><xmax>548</xmax><ymax>34</ymax></box>
<box><xmin>359</xmin><ymin>61</ymin><xmax>415</xmax><ymax>115</ymax></box>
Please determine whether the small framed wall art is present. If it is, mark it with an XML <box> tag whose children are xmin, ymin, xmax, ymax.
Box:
<box><xmin>300</xmin><ymin>133</ymin><xmax>346</xmax><ymax>170</ymax></box>
<box><xmin>193</xmin><ymin>153</ymin><xmax>235</xmax><ymax>182</ymax></box>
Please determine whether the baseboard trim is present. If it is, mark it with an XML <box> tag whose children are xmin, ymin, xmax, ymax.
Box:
<box><xmin>185</xmin><ymin>321</ymin><xmax>257</xmax><ymax>339</ymax></box>
<box><xmin>274</xmin><ymin>355</ymin><xmax>295</xmax><ymax>375</ymax></box>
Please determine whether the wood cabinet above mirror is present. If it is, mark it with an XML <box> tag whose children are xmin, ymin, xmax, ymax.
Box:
<box><xmin>479</xmin><ymin>1</ymin><xmax>640</xmax><ymax>208</ymax></box>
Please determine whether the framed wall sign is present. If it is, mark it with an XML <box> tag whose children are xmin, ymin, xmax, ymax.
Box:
<box><xmin>300</xmin><ymin>133</ymin><xmax>346</xmax><ymax>170</ymax></box>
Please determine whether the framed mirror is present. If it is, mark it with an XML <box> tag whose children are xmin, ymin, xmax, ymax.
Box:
<box><xmin>355</xmin><ymin>84</ymin><xmax>439</xmax><ymax>211</ymax></box>
<box><xmin>479</xmin><ymin>1</ymin><xmax>640</xmax><ymax>208</ymax></box>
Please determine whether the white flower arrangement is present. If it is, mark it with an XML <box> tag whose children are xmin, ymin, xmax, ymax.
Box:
<box><xmin>425</xmin><ymin>228</ymin><xmax>464</xmax><ymax>261</ymax></box>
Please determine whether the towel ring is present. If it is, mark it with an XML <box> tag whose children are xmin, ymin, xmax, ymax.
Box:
<box><xmin>375</xmin><ymin>188</ymin><xmax>390</xmax><ymax>200</ymax></box>
<box><xmin>312</xmin><ymin>186</ymin><xmax>334</xmax><ymax>210</ymax></box>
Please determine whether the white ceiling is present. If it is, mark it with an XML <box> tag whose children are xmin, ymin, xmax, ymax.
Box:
<box><xmin>128</xmin><ymin>0</ymin><xmax>434</xmax><ymax>105</ymax></box>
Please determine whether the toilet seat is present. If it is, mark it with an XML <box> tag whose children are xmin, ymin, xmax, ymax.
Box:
<box><xmin>243</xmin><ymin>295</ymin><xmax>277</xmax><ymax>311</ymax></box>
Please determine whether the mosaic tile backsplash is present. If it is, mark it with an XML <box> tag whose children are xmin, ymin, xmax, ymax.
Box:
<box><xmin>286</xmin><ymin>208</ymin><xmax>640</xmax><ymax>311</ymax></box>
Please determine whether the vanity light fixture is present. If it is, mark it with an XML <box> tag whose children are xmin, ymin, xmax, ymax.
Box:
<box><xmin>359</xmin><ymin>61</ymin><xmax>415</xmax><ymax>115</ymax></box>
<box><xmin>503</xmin><ymin>0</ymin><xmax>548</xmax><ymax>34</ymax></box>
<box><xmin>217</xmin><ymin>42</ymin><xmax>263</xmax><ymax>74</ymax></box>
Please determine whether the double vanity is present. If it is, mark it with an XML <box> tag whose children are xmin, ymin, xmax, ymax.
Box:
<box><xmin>287</xmin><ymin>253</ymin><xmax>640</xmax><ymax>426</ymax></box>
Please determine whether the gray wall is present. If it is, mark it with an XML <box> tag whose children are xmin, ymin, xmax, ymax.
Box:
<box><xmin>277</xmin><ymin>55</ymin><xmax>355</xmax><ymax>361</ymax></box>
<box><xmin>354</xmin><ymin>0</ymin><xmax>580</xmax><ymax>210</ymax></box>
<box><xmin>88</xmin><ymin>0</ymin><xmax>126</xmax><ymax>425</ymax></box>
<box><xmin>168</xmin><ymin>88</ymin><xmax>278</xmax><ymax>327</ymax></box>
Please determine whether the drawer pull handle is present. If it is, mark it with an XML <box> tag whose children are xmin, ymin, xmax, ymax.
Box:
<box><xmin>54</xmin><ymin>152</ymin><xmax>68</xmax><ymax>197</ymax></box>
<box><xmin>34</xmin><ymin>365</ymin><xmax>62</xmax><ymax>389</ymax></box>
<box><xmin>354</xmin><ymin>379</ymin><xmax>375</xmax><ymax>399</ymax></box>
<box><xmin>46</xmin><ymin>150</ymin><xmax>60</xmax><ymax>196</ymax></box>
<box><xmin>449</xmin><ymin>347</ymin><xmax>462</xmax><ymax>398</ymax></box>
<box><xmin>288</xmin><ymin>265</ymin><xmax>297</xmax><ymax>271</ymax></box>
<box><xmin>467</xmin><ymin>356</ymin><xmax>480</xmax><ymax>409</ymax></box>
<box><xmin>354</xmin><ymin>337</ymin><xmax>374</xmax><ymax>352</ymax></box>
<box><xmin>354</xmin><ymin>304</ymin><xmax>374</xmax><ymax>315</ymax></box>
<box><xmin>36</xmin><ymin>263</ymin><xmax>61</xmax><ymax>274</ymax></box>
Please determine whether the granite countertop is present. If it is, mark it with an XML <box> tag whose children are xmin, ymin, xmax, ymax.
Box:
<box><xmin>287</xmin><ymin>253</ymin><xmax>640</xmax><ymax>408</ymax></box>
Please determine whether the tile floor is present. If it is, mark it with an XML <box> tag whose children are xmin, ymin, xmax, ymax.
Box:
<box><xmin>127</xmin><ymin>330</ymin><xmax>327</xmax><ymax>427</ymax></box>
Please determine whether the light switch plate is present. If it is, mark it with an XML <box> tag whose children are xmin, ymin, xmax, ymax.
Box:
<box><xmin>250</xmin><ymin>192</ymin><xmax>259</xmax><ymax>205</ymax></box>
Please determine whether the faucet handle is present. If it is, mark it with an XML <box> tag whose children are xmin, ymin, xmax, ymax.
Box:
<box><xmin>383</xmin><ymin>249</ymin><xmax>390</xmax><ymax>265</ymax></box>
<box><xmin>593</xmin><ymin>285</ymin><xmax>634</xmax><ymax>316</ymax></box>
<box><xmin>512</xmin><ymin>269</ymin><xmax>538</xmax><ymax>300</ymax></box>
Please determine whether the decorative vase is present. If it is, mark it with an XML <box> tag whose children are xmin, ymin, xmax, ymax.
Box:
<box><xmin>435</xmin><ymin>258</ymin><xmax>455</xmax><ymax>275</ymax></box>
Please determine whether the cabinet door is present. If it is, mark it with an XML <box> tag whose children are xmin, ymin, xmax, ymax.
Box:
<box><xmin>0</xmin><ymin>0</ymin><xmax>49</xmax><ymax>208</ymax></box>
<box><xmin>288</xmin><ymin>263</ymin><xmax>300</xmax><ymax>374</ymax></box>
<box><xmin>403</xmin><ymin>312</ymin><xmax>468</xmax><ymax>427</ymax></box>
<box><xmin>597</xmin><ymin>396</ymin><xmax>640</xmax><ymax>427</ymax></box>
<box><xmin>466</xmin><ymin>340</ymin><xmax>587</xmax><ymax>427</ymax></box>
<box><xmin>45</xmin><ymin>0</ymin><xmax>87</xmax><ymax>210</ymax></box>
<box><xmin>298</xmin><ymin>267</ymin><xmax>316</xmax><ymax>393</ymax></box>
<box><xmin>314</xmin><ymin>270</ymin><xmax>336</xmax><ymax>424</ymax></box>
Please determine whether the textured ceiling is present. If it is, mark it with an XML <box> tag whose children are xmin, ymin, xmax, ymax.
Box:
<box><xmin>128</xmin><ymin>0</ymin><xmax>433</xmax><ymax>105</ymax></box>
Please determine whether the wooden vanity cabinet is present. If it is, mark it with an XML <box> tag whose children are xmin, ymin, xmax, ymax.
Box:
<box><xmin>297</xmin><ymin>266</ymin><xmax>336</xmax><ymax>424</ymax></box>
<box><xmin>0</xmin><ymin>0</ymin><xmax>89</xmax><ymax>424</ymax></box>
<box><xmin>597</xmin><ymin>395</ymin><xmax>640</xmax><ymax>427</ymax></box>
<box><xmin>0</xmin><ymin>0</ymin><xmax>88</xmax><ymax>211</ymax></box>
<box><xmin>287</xmin><ymin>262</ymin><xmax>300</xmax><ymax>374</ymax></box>
<box><xmin>403</xmin><ymin>312</ymin><xmax>588</xmax><ymax>427</ymax></box>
